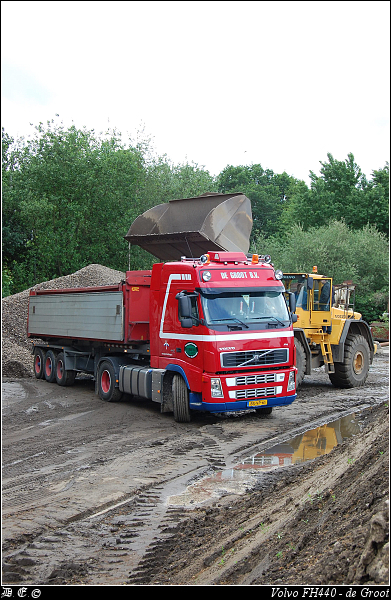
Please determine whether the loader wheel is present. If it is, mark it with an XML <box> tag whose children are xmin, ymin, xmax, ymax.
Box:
<box><xmin>329</xmin><ymin>333</ymin><xmax>370</xmax><ymax>388</ymax></box>
<box><xmin>44</xmin><ymin>350</ymin><xmax>57</xmax><ymax>383</ymax></box>
<box><xmin>55</xmin><ymin>352</ymin><xmax>76</xmax><ymax>386</ymax></box>
<box><xmin>34</xmin><ymin>348</ymin><xmax>45</xmax><ymax>379</ymax></box>
<box><xmin>172</xmin><ymin>374</ymin><xmax>191</xmax><ymax>422</ymax></box>
<box><xmin>98</xmin><ymin>361</ymin><xmax>123</xmax><ymax>402</ymax></box>
<box><xmin>294</xmin><ymin>337</ymin><xmax>306</xmax><ymax>387</ymax></box>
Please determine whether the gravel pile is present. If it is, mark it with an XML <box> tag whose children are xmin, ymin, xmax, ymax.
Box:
<box><xmin>2</xmin><ymin>264</ymin><xmax>126</xmax><ymax>378</ymax></box>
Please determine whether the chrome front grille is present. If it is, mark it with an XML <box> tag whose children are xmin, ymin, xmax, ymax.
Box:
<box><xmin>235</xmin><ymin>373</ymin><xmax>276</xmax><ymax>386</ymax></box>
<box><xmin>221</xmin><ymin>348</ymin><xmax>288</xmax><ymax>368</ymax></box>
<box><xmin>235</xmin><ymin>387</ymin><xmax>279</xmax><ymax>399</ymax></box>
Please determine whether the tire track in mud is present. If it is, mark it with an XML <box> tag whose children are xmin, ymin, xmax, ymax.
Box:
<box><xmin>2</xmin><ymin>429</ymin><xmax>233</xmax><ymax>585</ymax></box>
<box><xmin>2</xmin><ymin>352</ymin><xmax>388</xmax><ymax>585</ymax></box>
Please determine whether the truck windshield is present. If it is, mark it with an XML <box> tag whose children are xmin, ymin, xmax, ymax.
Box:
<box><xmin>200</xmin><ymin>290</ymin><xmax>290</xmax><ymax>330</ymax></box>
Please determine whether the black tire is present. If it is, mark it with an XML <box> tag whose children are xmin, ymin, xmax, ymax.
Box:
<box><xmin>98</xmin><ymin>361</ymin><xmax>123</xmax><ymax>402</ymax></box>
<box><xmin>294</xmin><ymin>337</ymin><xmax>306</xmax><ymax>387</ymax></box>
<box><xmin>254</xmin><ymin>406</ymin><xmax>273</xmax><ymax>417</ymax></box>
<box><xmin>329</xmin><ymin>333</ymin><xmax>370</xmax><ymax>388</ymax></box>
<box><xmin>172</xmin><ymin>374</ymin><xmax>191</xmax><ymax>422</ymax></box>
<box><xmin>44</xmin><ymin>350</ymin><xmax>57</xmax><ymax>383</ymax></box>
<box><xmin>55</xmin><ymin>352</ymin><xmax>76</xmax><ymax>386</ymax></box>
<box><xmin>33</xmin><ymin>348</ymin><xmax>45</xmax><ymax>379</ymax></box>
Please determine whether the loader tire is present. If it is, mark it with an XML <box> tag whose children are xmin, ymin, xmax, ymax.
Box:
<box><xmin>34</xmin><ymin>348</ymin><xmax>45</xmax><ymax>379</ymax></box>
<box><xmin>294</xmin><ymin>337</ymin><xmax>306</xmax><ymax>387</ymax></box>
<box><xmin>172</xmin><ymin>374</ymin><xmax>191</xmax><ymax>422</ymax></box>
<box><xmin>329</xmin><ymin>333</ymin><xmax>370</xmax><ymax>388</ymax></box>
<box><xmin>44</xmin><ymin>350</ymin><xmax>57</xmax><ymax>383</ymax></box>
<box><xmin>98</xmin><ymin>361</ymin><xmax>123</xmax><ymax>402</ymax></box>
<box><xmin>55</xmin><ymin>352</ymin><xmax>76</xmax><ymax>386</ymax></box>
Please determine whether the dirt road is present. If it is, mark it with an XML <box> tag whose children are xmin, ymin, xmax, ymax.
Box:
<box><xmin>2</xmin><ymin>349</ymin><xmax>389</xmax><ymax>586</ymax></box>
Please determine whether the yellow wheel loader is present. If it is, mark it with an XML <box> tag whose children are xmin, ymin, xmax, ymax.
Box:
<box><xmin>282</xmin><ymin>268</ymin><xmax>376</xmax><ymax>388</ymax></box>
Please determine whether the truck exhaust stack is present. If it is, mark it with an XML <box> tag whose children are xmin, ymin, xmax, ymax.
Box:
<box><xmin>124</xmin><ymin>192</ymin><xmax>253</xmax><ymax>261</ymax></box>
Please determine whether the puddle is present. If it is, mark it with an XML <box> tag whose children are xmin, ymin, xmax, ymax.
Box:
<box><xmin>167</xmin><ymin>412</ymin><xmax>363</xmax><ymax>507</ymax></box>
<box><xmin>2</xmin><ymin>382</ymin><xmax>27</xmax><ymax>406</ymax></box>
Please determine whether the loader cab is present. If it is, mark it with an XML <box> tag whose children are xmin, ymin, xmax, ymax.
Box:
<box><xmin>282</xmin><ymin>271</ymin><xmax>333</xmax><ymax>332</ymax></box>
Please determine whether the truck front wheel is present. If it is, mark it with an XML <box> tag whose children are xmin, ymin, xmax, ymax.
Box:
<box><xmin>294</xmin><ymin>338</ymin><xmax>306</xmax><ymax>387</ymax></box>
<box><xmin>98</xmin><ymin>361</ymin><xmax>123</xmax><ymax>402</ymax></box>
<box><xmin>329</xmin><ymin>333</ymin><xmax>370</xmax><ymax>388</ymax></box>
<box><xmin>44</xmin><ymin>350</ymin><xmax>57</xmax><ymax>383</ymax></box>
<box><xmin>172</xmin><ymin>374</ymin><xmax>191</xmax><ymax>422</ymax></box>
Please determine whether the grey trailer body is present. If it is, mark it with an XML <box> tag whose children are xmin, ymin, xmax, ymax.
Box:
<box><xmin>28</xmin><ymin>291</ymin><xmax>124</xmax><ymax>342</ymax></box>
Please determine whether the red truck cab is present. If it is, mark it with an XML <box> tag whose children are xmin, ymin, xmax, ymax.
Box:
<box><xmin>148</xmin><ymin>251</ymin><xmax>297</xmax><ymax>415</ymax></box>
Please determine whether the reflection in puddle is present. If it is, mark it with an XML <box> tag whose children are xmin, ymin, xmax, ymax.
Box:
<box><xmin>241</xmin><ymin>412</ymin><xmax>362</xmax><ymax>470</ymax></box>
<box><xmin>167</xmin><ymin>413</ymin><xmax>362</xmax><ymax>507</ymax></box>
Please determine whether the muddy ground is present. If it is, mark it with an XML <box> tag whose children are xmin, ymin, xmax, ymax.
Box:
<box><xmin>1</xmin><ymin>349</ymin><xmax>389</xmax><ymax>588</ymax></box>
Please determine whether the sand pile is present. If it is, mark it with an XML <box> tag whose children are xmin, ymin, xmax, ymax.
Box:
<box><xmin>2</xmin><ymin>265</ymin><xmax>125</xmax><ymax>378</ymax></box>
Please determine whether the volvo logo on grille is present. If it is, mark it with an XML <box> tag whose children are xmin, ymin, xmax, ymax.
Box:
<box><xmin>220</xmin><ymin>348</ymin><xmax>288</xmax><ymax>369</ymax></box>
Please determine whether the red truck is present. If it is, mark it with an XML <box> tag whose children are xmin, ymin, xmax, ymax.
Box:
<box><xmin>27</xmin><ymin>193</ymin><xmax>298</xmax><ymax>422</ymax></box>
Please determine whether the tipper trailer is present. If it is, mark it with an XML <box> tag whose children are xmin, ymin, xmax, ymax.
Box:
<box><xmin>28</xmin><ymin>193</ymin><xmax>298</xmax><ymax>422</ymax></box>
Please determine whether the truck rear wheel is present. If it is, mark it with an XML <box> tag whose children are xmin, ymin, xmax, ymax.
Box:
<box><xmin>98</xmin><ymin>361</ymin><xmax>123</xmax><ymax>402</ymax></box>
<box><xmin>44</xmin><ymin>350</ymin><xmax>57</xmax><ymax>383</ymax></box>
<box><xmin>172</xmin><ymin>374</ymin><xmax>191</xmax><ymax>422</ymax></box>
<box><xmin>55</xmin><ymin>352</ymin><xmax>76</xmax><ymax>386</ymax></box>
<box><xmin>294</xmin><ymin>338</ymin><xmax>306</xmax><ymax>387</ymax></box>
<box><xmin>34</xmin><ymin>349</ymin><xmax>45</xmax><ymax>379</ymax></box>
<box><xmin>329</xmin><ymin>333</ymin><xmax>370</xmax><ymax>388</ymax></box>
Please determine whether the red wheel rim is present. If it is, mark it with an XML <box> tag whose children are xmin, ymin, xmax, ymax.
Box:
<box><xmin>57</xmin><ymin>360</ymin><xmax>64</xmax><ymax>379</ymax></box>
<box><xmin>45</xmin><ymin>357</ymin><xmax>52</xmax><ymax>377</ymax></box>
<box><xmin>34</xmin><ymin>355</ymin><xmax>41</xmax><ymax>374</ymax></box>
<box><xmin>101</xmin><ymin>370</ymin><xmax>111</xmax><ymax>394</ymax></box>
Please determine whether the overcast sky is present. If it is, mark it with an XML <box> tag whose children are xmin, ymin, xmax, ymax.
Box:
<box><xmin>1</xmin><ymin>0</ymin><xmax>389</xmax><ymax>184</ymax></box>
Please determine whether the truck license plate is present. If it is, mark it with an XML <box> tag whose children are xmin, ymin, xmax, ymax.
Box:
<box><xmin>248</xmin><ymin>399</ymin><xmax>268</xmax><ymax>407</ymax></box>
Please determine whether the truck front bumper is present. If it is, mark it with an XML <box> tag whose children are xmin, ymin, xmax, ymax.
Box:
<box><xmin>189</xmin><ymin>393</ymin><xmax>296</xmax><ymax>413</ymax></box>
<box><xmin>191</xmin><ymin>368</ymin><xmax>297</xmax><ymax>413</ymax></box>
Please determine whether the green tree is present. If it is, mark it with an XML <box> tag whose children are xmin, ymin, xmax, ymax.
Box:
<box><xmin>286</xmin><ymin>153</ymin><xmax>389</xmax><ymax>235</ymax></box>
<box><xmin>252</xmin><ymin>220</ymin><xmax>389</xmax><ymax>322</ymax></box>
<box><xmin>2</xmin><ymin>120</ymin><xmax>146</xmax><ymax>292</ymax></box>
<box><xmin>217</xmin><ymin>164</ymin><xmax>301</xmax><ymax>239</ymax></box>
<box><xmin>2</xmin><ymin>121</ymin><xmax>219</xmax><ymax>294</ymax></box>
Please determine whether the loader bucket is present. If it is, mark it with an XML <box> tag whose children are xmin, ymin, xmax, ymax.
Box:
<box><xmin>125</xmin><ymin>192</ymin><xmax>253</xmax><ymax>261</ymax></box>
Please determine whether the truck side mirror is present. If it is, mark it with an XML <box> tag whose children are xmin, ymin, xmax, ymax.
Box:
<box><xmin>287</xmin><ymin>291</ymin><xmax>296</xmax><ymax>313</ymax></box>
<box><xmin>177</xmin><ymin>294</ymin><xmax>192</xmax><ymax>318</ymax></box>
<box><xmin>176</xmin><ymin>292</ymin><xmax>193</xmax><ymax>328</ymax></box>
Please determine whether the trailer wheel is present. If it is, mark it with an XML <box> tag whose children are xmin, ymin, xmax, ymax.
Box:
<box><xmin>294</xmin><ymin>337</ymin><xmax>306</xmax><ymax>387</ymax></box>
<box><xmin>329</xmin><ymin>333</ymin><xmax>370</xmax><ymax>388</ymax></box>
<box><xmin>172</xmin><ymin>374</ymin><xmax>191</xmax><ymax>422</ymax></box>
<box><xmin>98</xmin><ymin>361</ymin><xmax>123</xmax><ymax>402</ymax></box>
<box><xmin>44</xmin><ymin>350</ymin><xmax>57</xmax><ymax>383</ymax></box>
<box><xmin>55</xmin><ymin>352</ymin><xmax>76</xmax><ymax>386</ymax></box>
<box><xmin>34</xmin><ymin>348</ymin><xmax>45</xmax><ymax>379</ymax></box>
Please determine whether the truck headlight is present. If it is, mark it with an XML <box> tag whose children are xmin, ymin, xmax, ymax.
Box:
<box><xmin>287</xmin><ymin>371</ymin><xmax>296</xmax><ymax>392</ymax></box>
<box><xmin>211</xmin><ymin>378</ymin><xmax>224</xmax><ymax>398</ymax></box>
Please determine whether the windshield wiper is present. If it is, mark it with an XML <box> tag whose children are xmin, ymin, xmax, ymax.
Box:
<box><xmin>210</xmin><ymin>318</ymin><xmax>249</xmax><ymax>329</ymax></box>
<box><xmin>251</xmin><ymin>316</ymin><xmax>286</xmax><ymax>327</ymax></box>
